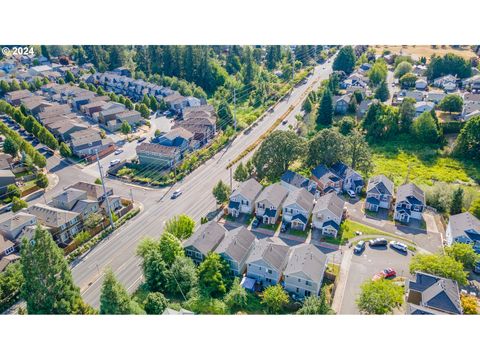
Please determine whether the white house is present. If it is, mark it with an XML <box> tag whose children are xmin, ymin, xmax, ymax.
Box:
<box><xmin>228</xmin><ymin>178</ymin><xmax>263</xmax><ymax>218</ymax></box>
<box><xmin>311</xmin><ymin>192</ymin><xmax>345</xmax><ymax>237</ymax></box>
<box><xmin>282</xmin><ymin>188</ymin><xmax>314</xmax><ymax>231</ymax></box>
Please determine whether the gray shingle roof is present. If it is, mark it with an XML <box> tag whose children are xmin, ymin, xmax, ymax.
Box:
<box><xmin>396</xmin><ymin>183</ymin><xmax>425</xmax><ymax>206</ymax></box>
<box><xmin>313</xmin><ymin>192</ymin><xmax>345</xmax><ymax>219</ymax></box>
<box><xmin>246</xmin><ymin>237</ymin><xmax>290</xmax><ymax>272</ymax></box>
<box><xmin>284</xmin><ymin>244</ymin><xmax>327</xmax><ymax>284</ymax></box>
<box><xmin>367</xmin><ymin>175</ymin><xmax>394</xmax><ymax>196</ymax></box>
<box><xmin>448</xmin><ymin>212</ymin><xmax>480</xmax><ymax>242</ymax></box>
<box><xmin>183</xmin><ymin>221</ymin><xmax>227</xmax><ymax>256</ymax></box>
<box><xmin>283</xmin><ymin>188</ymin><xmax>314</xmax><ymax>213</ymax></box>
<box><xmin>256</xmin><ymin>183</ymin><xmax>289</xmax><ymax>208</ymax></box>
<box><xmin>231</xmin><ymin>178</ymin><xmax>263</xmax><ymax>203</ymax></box>
<box><xmin>25</xmin><ymin>204</ymin><xmax>79</xmax><ymax>228</ymax></box>
<box><xmin>215</xmin><ymin>226</ymin><xmax>256</xmax><ymax>263</ymax></box>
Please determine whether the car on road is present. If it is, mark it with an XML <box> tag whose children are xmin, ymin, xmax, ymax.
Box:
<box><xmin>109</xmin><ymin>159</ymin><xmax>121</xmax><ymax>167</ymax></box>
<box><xmin>389</xmin><ymin>241</ymin><xmax>408</xmax><ymax>252</ymax></box>
<box><xmin>369</xmin><ymin>238</ymin><xmax>388</xmax><ymax>247</ymax></box>
<box><xmin>347</xmin><ymin>189</ymin><xmax>356</xmax><ymax>198</ymax></box>
<box><xmin>282</xmin><ymin>119</ymin><xmax>288</xmax><ymax>125</ymax></box>
<box><xmin>137</xmin><ymin>136</ymin><xmax>147</xmax><ymax>143</ymax></box>
<box><xmin>353</xmin><ymin>240</ymin><xmax>366</xmax><ymax>254</ymax></box>
<box><xmin>171</xmin><ymin>189</ymin><xmax>183</xmax><ymax>199</ymax></box>
<box><xmin>114</xmin><ymin>149</ymin><xmax>124</xmax><ymax>155</ymax></box>
<box><xmin>355</xmin><ymin>231</ymin><xmax>363</xmax><ymax>236</ymax></box>
<box><xmin>252</xmin><ymin>218</ymin><xmax>260</xmax><ymax>228</ymax></box>
<box><xmin>372</xmin><ymin>268</ymin><xmax>396</xmax><ymax>281</ymax></box>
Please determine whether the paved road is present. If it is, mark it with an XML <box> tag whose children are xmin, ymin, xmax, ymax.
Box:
<box><xmin>72</xmin><ymin>60</ymin><xmax>336</xmax><ymax>308</ymax></box>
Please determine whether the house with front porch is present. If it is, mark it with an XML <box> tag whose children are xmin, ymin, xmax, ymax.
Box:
<box><xmin>228</xmin><ymin>178</ymin><xmax>263</xmax><ymax>218</ymax></box>
<box><xmin>280</xmin><ymin>170</ymin><xmax>317</xmax><ymax>197</ymax></box>
<box><xmin>312</xmin><ymin>192</ymin><xmax>345</xmax><ymax>237</ymax></box>
<box><xmin>365</xmin><ymin>175</ymin><xmax>394</xmax><ymax>212</ymax></box>
<box><xmin>255</xmin><ymin>183</ymin><xmax>289</xmax><ymax>225</ymax></box>
<box><xmin>281</xmin><ymin>188</ymin><xmax>314</xmax><ymax>231</ymax></box>
<box><xmin>331</xmin><ymin>162</ymin><xmax>364</xmax><ymax>194</ymax></box>
<box><xmin>183</xmin><ymin>221</ymin><xmax>227</xmax><ymax>265</ymax></box>
<box><xmin>393</xmin><ymin>183</ymin><xmax>425</xmax><ymax>224</ymax></box>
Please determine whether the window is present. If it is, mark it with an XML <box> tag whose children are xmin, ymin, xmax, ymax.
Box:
<box><xmin>296</xmin><ymin>288</ymin><xmax>299</xmax><ymax>293</ymax></box>
<box><xmin>267</xmin><ymin>269</ymin><xmax>272</xmax><ymax>274</ymax></box>
<box><xmin>298</xmin><ymin>278</ymin><xmax>301</xmax><ymax>283</ymax></box>
<box><xmin>305</xmin><ymin>280</ymin><xmax>311</xmax><ymax>286</ymax></box>
<box><xmin>305</xmin><ymin>290</ymin><xmax>311</xmax><ymax>297</ymax></box>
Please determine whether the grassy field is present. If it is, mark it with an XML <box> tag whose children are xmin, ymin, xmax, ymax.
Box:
<box><xmin>339</xmin><ymin>219</ymin><xmax>405</xmax><ymax>243</ymax></box>
<box><xmin>372</xmin><ymin>45</ymin><xmax>477</xmax><ymax>60</ymax></box>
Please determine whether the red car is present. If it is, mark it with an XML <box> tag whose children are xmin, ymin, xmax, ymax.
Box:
<box><xmin>372</xmin><ymin>268</ymin><xmax>396</xmax><ymax>281</ymax></box>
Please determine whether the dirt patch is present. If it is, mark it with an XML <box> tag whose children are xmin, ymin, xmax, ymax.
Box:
<box><xmin>373</xmin><ymin>45</ymin><xmax>477</xmax><ymax>61</ymax></box>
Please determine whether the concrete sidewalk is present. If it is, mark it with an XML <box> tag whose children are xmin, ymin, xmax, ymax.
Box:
<box><xmin>331</xmin><ymin>247</ymin><xmax>353</xmax><ymax>314</ymax></box>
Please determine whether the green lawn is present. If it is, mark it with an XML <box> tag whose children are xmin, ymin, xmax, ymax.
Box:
<box><xmin>339</xmin><ymin>219</ymin><xmax>405</xmax><ymax>243</ymax></box>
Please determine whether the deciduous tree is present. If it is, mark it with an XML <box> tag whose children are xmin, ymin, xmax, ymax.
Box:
<box><xmin>356</xmin><ymin>279</ymin><xmax>403</xmax><ymax>314</ymax></box>
<box><xmin>164</xmin><ymin>214</ymin><xmax>195</xmax><ymax>240</ymax></box>
<box><xmin>409</xmin><ymin>253</ymin><xmax>467</xmax><ymax>285</ymax></box>
<box><xmin>143</xmin><ymin>292</ymin><xmax>168</xmax><ymax>314</ymax></box>
<box><xmin>307</xmin><ymin>128</ymin><xmax>346</xmax><ymax>167</ymax></box>
<box><xmin>297</xmin><ymin>289</ymin><xmax>333</xmax><ymax>314</ymax></box>
<box><xmin>198</xmin><ymin>253</ymin><xmax>230</xmax><ymax>298</ymax></box>
<box><xmin>261</xmin><ymin>284</ymin><xmax>289</xmax><ymax>314</ymax></box>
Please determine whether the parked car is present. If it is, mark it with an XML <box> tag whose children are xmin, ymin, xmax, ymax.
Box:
<box><xmin>137</xmin><ymin>136</ymin><xmax>147</xmax><ymax>143</ymax></box>
<box><xmin>347</xmin><ymin>189</ymin><xmax>356</xmax><ymax>198</ymax></box>
<box><xmin>280</xmin><ymin>222</ymin><xmax>289</xmax><ymax>233</ymax></box>
<box><xmin>369</xmin><ymin>238</ymin><xmax>388</xmax><ymax>247</ymax></box>
<box><xmin>354</xmin><ymin>240</ymin><xmax>366</xmax><ymax>254</ymax></box>
<box><xmin>282</xmin><ymin>119</ymin><xmax>288</xmax><ymax>125</ymax></box>
<box><xmin>252</xmin><ymin>218</ymin><xmax>260</xmax><ymax>228</ymax></box>
<box><xmin>171</xmin><ymin>189</ymin><xmax>182</xmax><ymax>199</ymax></box>
<box><xmin>372</xmin><ymin>268</ymin><xmax>396</xmax><ymax>281</ymax></box>
<box><xmin>473</xmin><ymin>261</ymin><xmax>480</xmax><ymax>275</ymax></box>
<box><xmin>114</xmin><ymin>149</ymin><xmax>124</xmax><ymax>155</ymax></box>
<box><xmin>109</xmin><ymin>159</ymin><xmax>121</xmax><ymax>167</ymax></box>
<box><xmin>390</xmin><ymin>241</ymin><xmax>408</xmax><ymax>252</ymax></box>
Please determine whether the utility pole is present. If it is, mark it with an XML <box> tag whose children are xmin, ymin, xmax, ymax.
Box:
<box><xmin>292</xmin><ymin>50</ymin><xmax>295</xmax><ymax>82</ymax></box>
<box><xmin>130</xmin><ymin>188</ymin><xmax>134</xmax><ymax>204</ymax></box>
<box><xmin>229</xmin><ymin>166</ymin><xmax>233</xmax><ymax>191</ymax></box>
<box><xmin>96</xmin><ymin>150</ymin><xmax>115</xmax><ymax>230</ymax></box>
<box><xmin>233</xmin><ymin>88</ymin><xmax>237</xmax><ymax>132</ymax></box>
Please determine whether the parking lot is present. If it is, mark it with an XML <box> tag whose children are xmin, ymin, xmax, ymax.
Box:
<box><xmin>339</xmin><ymin>242</ymin><xmax>413</xmax><ymax>314</ymax></box>
<box><xmin>1</xmin><ymin>115</ymin><xmax>41</xmax><ymax>148</ymax></box>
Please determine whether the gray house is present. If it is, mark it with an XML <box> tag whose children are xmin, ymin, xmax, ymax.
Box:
<box><xmin>446</xmin><ymin>212</ymin><xmax>480</xmax><ymax>252</ymax></box>
<box><xmin>394</xmin><ymin>183</ymin><xmax>425</xmax><ymax>224</ymax></box>
<box><xmin>365</xmin><ymin>175</ymin><xmax>394</xmax><ymax>212</ymax></box>
<box><xmin>312</xmin><ymin>192</ymin><xmax>345</xmax><ymax>237</ymax></box>
<box><xmin>331</xmin><ymin>162</ymin><xmax>364</xmax><ymax>194</ymax></box>
<box><xmin>280</xmin><ymin>170</ymin><xmax>317</xmax><ymax>197</ymax></box>
<box><xmin>245</xmin><ymin>237</ymin><xmax>290</xmax><ymax>288</ymax></box>
<box><xmin>228</xmin><ymin>178</ymin><xmax>263</xmax><ymax>218</ymax></box>
<box><xmin>255</xmin><ymin>183</ymin><xmax>289</xmax><ymax>225</ymax></box>
<box><xmin>183</xmin><ymin>221</ymin><xmax>227</xmax><ymax>265</ymax></box>
<box><xmin>282</xmin><ymin>188</ymin><xmax>314</xmax><ymax>231</ymax></box>
<box><xmin>283</xmin><ymin>244</ymin><xmax>327</xmax><ymax>298</ymax></box>
<box><xmin>215</xmin><ymin>226</ymin><xmax>256</xmax><ymax>276</ymax></box>
<box><xmin>406</xmin><ymin>272</ymin><xmax>462</xmax><ymax>315</ymax></box>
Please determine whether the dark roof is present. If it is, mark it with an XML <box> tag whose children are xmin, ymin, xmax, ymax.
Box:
<box><xmin>323</xmin><ymin>220</ymin><xmax>340</xmax><ymax>230</ymax></box>
<box><xmin>183</xmin><ymin>221</ymin><xmax>227</xmax><ymax>256</ymax></box>
<box><xmin>292</xmin><ymin>213</ymin><xmax>308</xmax><ymax>224</ymax></box>
<box><xmin>366</xmin><ymin>196</ymin><xmax>380</xmax><ymax>205</ymax></box>
<box><xmin>312</xmin><ymin>165</ymin><xmax>340</xmax><ymax>182</ymax></box>
<box><xmin>396</xmin><ymin>183</ymin><xmax>425</xmax><ymax>206</ymax></box>
<box><xmin>281</xmin><ymin>170</ymin><xmax>315</xmax><ymax>192</ymax></box>
<box><xmin>367</xmin><ymin>175</ymin><xmax>394</xmax><ymax>196</ymax></box>
<box><xmin>228</xmin><ymin>200</ymin><xmax>240</xmax><ymax>210</ymax></box>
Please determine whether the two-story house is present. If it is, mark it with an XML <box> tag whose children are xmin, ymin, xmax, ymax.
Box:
<box><xmin>245</xmin><ymin>237</ymin><xmax>291</xmax><ymax>288</ymax></box>
<box><xmin>331</xmin><ymin>162</ymin><xmax>364</xmax><ymax>194</ymax></box>
<box><xmin>311</xmin><ymin>165</ymin><xmax>342</xmax><ymax>195</ymax></box>
<box><xmin>155</xmin><ymin>127</ymin><xmax>194</xmax><ymax>155</ymax></box>
<box><xmin>255</xmin><ymin>183</ymin><xmax>289</xmax><ymax>225</ymax></box>
<box><xmin>50</xmin><ymin>188</ymin><xmax>100</xmax><ymax>220</ymax></box>
<box><xmin>393</xmin><ymin>183</ymin><xmax>425</xmax><ymax>224</ymax></box>
<box><xmin>228</xmin><ymin>178</ymin><xmax>263</xmax><ymax>218</ymax></box>
<box><xmin>312</xmin><ymin>192</ymin><xmax>345</xmax><ymax>237</ymax></box>
<box><xmin>283</xmin><ymin>244</ymin><xmax>327</xmax><ymax>298</ymax></box>
<box><xmin>0</xmin><ymin>212</ymin><xmax>37</xmax><ymax>242</ymax></box>
<box><xmin>215</xmin><ymin>226</ymin><xmax>256</xmax><ymax>276</ymax></box>
<box><xmin>282</xmin><ymin>188</ymin><xmax>314</xmax><ymax>231</ymax></box>
<box><xmin>365</xmin><ymin>175</ymin><xmax>395</xmax><ymax>212</ymax></box>
<box><xmin>183</xmin><ymin>221</ymin><xmax>227</xmax><ymax>265</ymax></box>
<box><xmin>446</xmin><ymin>212</ymin><xmax>480</xmax><ymax>252</ymax></box>
<box><xmin>68</xmin><ymin>181</ymin><xmax>121</xmax><ymax>213</ymax></box>
<box><xmin>280</xmin><ymin>170</ymin><xmax>318</xmax><ymax>197</ymax></box>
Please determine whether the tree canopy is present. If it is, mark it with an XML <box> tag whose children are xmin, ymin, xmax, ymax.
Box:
<box><xmin>453</xmin><ymin>115</ymin><xmax>480</xmax><ymax>161</ymax></box>
<box><xmin>307</xmin><ymin>128</ymin><xmax>346</xmax><ymax>167</ymax></box>
<box><xmin>356</xmin><ymin>279</ymin><xmax>403</xmax><ymax>314</ymax></box>
<box><xmin>164</xmin><ymin>214</ymin><xmax>195</xmax><ymax>240</ymax></box>
<box><xmin>332</xmin><ymin>46</ymin><xmax>356</xmax><ymax>74</ymax></box>
<box><xmin>409</xmin><ymin>253</ymin><xmax>468</xmax><ymax>285</ymax></box>
<box><xmin>261</xmin><ymin>284</ymin><xmax>290</xmax><ymax>314</ymax></box>
<box><xmin>198</xmin><ymin>253</ymin><xmax>231</xmax><ymax>298</ymax></box>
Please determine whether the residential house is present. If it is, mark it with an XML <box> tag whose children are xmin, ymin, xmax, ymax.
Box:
<box><xmin>81</xmin><ymin>100</ymin><xmax>109</xmax><ymax>117</ymax></box>
<box><xmin>462</xmin><ymin>92</ymin><xmax>480</xmax><ymax>120</ymax></box>
<box><xmin>331</xmin><ymin>162</ymin><xmax>364</xmax><ymax>194</ymax></box>
<box><xmin>365</xmin><ymin>175</ymin><xmax>394</xmax><ymax>212</ymax></box>
<box><xmin>245</xmin><ymin>237</ymin><xmax>291</xmax><ymax>288</ymax></box>
<box><xmin>0</xmin><ymin>254</ymin><xmax>20</xmax><ymax>272</ymax></box>
<box><xmin>5</xmin><ymin>89</ymin><xmax>33</xmax><ymax>106</ymax></box>
<box><xmin>333</xmin><ymin>94</ymin><xmax>351</xmax><ymax>115</ymax></box>
<box><xmin>215</xmin><ymin>226</ymin><xmax>256</xmax><ymax>276</ymax></box>
<box><xmin>0</xmin><ymin>234</ymin><xmax>16</xmax><ymax>258</ymax></box>
<box><xmin>425</xmin><ymin>92</ymin><xmax>447</xmax><ymax>104</ymax></box>
<box><xmin>280</xmin><ymin>170</ymin><xmax>317</xmax><ymax>197</ymax></box>
<box><xmin>228</xmin><ymin>178</ymin><xmax>263</xmax><ymax>218</ymax></box>
<box><xmin>311</xmin><ymin>164</ymin><xmax>342</xmax><ymax>195</ymax></box>
<box><xmin>68</xmin><ymin>181</ymin><xmax>121</xmax><ymax>211</ymax></box>
<box><xmin>282</xmin><ymin>188</ymin><xmax>314</xmax><ymax>231</ymax></box>
<box><xmin>0</xmin><ymin>212</ymin><xmax>37</xmax><ymax>241</ymax></box>
<box><xmin>106</xmin><ymin>110</ymin><xmax>143</xmax><ymax>132</ymax></box>
<box><xmin>415</xmin><ymin>78</ymin><xmax>428</xmax><ymax>90</ymax></box>
<box><xmin>48</xmin><ymin>120</ymin><xmax>88</xmax><ymax>142</ymax></box>
<box><xmin>25</xmin><ymin>204</ymin><xmax>83</xmax><ymax>246</ymax></box>
<box><xmin>96</xmin><ymin>102</ymin><xmax>127</xmax><ymax>123</ymax></box>
<box><xmin>50</xmin><ymin>188</ymin><xmax>99</xmax><ymax>220</ymax></box>
<box><xmin>462</xmin><ymin>75</ymin><xmax>480</xmax><ymax>92</ymax></box>
<box><xmin>20</xmin><ymin>96</ymin><xmax>51</xmax><ymax>115</ymax></box>
<box><xmin>446</xmin><ymin>212</ymin><xmax>480</xmax><ymax>252</ymax></box>
<box><xmin>136</xmin><ymin>142</ymin><xmax>182</xmax><ymax>169</ymax></box>
<box><xmin>155</xmin><ymin>127</ymin><xmax>194</xmax><ymax>154</ymax></box>
<box><xmin>393</xmin><ymin>183</ymin><xmax>425</xmax><ymax>224</ymax></box>
<box><xmin>0</xmin><ymin>154</ymin><xmax>13</xmax><ymax>171</ymax></box>
<box><xmin>164</xmin><ymin>92</ymin><xmax>189</xmax><ymax>112</ymax></box>
<box><xmin>312</xmin><ymin>192</ymin><xmax>345</xmax><ymax>237</ymax></box>
<box><xmin>283</xmin><ymin>244</ymin><xmax>327</xmax><ymax>298</ymax></box>
<box><xmin>0</xmin><ymin>169</ymin><xmax>16</xmax><ymax>194</ymax></box>
<box><xmin>69</xmin><ymin>129</ymin><xmax>114</xmax><ymax>157</ymax></box>
<box><xmin>183</xmin><ymin>221</ymin><xmax>227</xmax><ymax>265</ymax></box>
<box><xmin>414</xmin><ymin>101</ymin><xmax>435</xmax><ymax>116</ymax></box>
<box><xmin>356</xmin><ymin>99</ymin><xmax>373</xmax><ymax>118</ymax></box>
<box><xmin>396</xmin><ymin>90</ymin><xmax>425</xmax><ymax>103</ymax></box>
<box><xmin>433</xmin><ymin>74</ymin><xmax>457</xmax><ymax>91</ymax></box>
<box><xmin>406</xmin><ymin>272</ymin><xmax>462</xmax><ymax>315</ymax></box>
<box><xmin>255</xmin><ymin>183</ymin><xmax>289</xmax><ymax>225</ymax></box>
<box><xmin>28</xmin><ymin>65</ymin><xmax>52</xmax><ymax>76</ymax></box>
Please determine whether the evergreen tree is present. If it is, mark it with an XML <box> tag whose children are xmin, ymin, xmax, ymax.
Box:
<box><xmin>450</xmin><ymin>187</ymin><xmax>464</xmax><ymax>215</ymax></box>
<box><xmin>100</xmin><ymin>269</ymin><xmax>136</xmax><ymax>314</ymax></box>
<box><xmin>374</xmin><ymin>81</ymin><xmax>389</xmax><ymax>102</ymax></box>
<box><xmin>233</xmin><ymin>162</ymin><xmax>250</xmax><ymax>182</ymax></box>
<box><xmin>317</xmin><ymin>87</ymin><xmax>333</xmax><ymax>126</ymax></box>
<box><xmin>332</xmin><ymin>46</ymin><xmax>356</xmax><ymax>74</ymax></box>
<box><xmin>144</xmin><ymin>292</ymin><xmax>168</xmax><ymax>314</ymax></box>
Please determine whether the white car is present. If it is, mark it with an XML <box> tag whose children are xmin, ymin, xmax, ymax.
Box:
<box><xmin>171</xmin><ymin>189</ymin><xmax>183</xmax><ymax>199</ymax></box>
<box><xmin>390</xmin><ymin>241</ymin><xmax>408</xmax><ymax>252</ymax></box>
<box><xmin>114</xmin><ymin>149</ymin><xmax>124</xmax><ymax>155</ymax></box>
<box><xmin>110</xmin><ymin>159</ymin><xmax>121</xmax><ymax>167</ymax></box>
<box><xmin>347</xmin><ymin>189</ymin><xmax>356</xmax><ymax>198</ymax></box>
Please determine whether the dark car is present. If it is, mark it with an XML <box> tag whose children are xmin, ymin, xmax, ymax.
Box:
<box><xmin>252</xmin><ymin>218</ymin><xmax>260</xmax><ymax>228</ymax></box>
<box><xmin>369</xmin><ymin>238</ymin><xmax>388</xmax><ymax>247</ymax></box>
<box><xmin>137</xmin><ymin>136</ymin><xmax>147</xmax><ymax>143</ymax></box>
<box><xmin>474</xmin><ymin>261</ymin><xmax>480</xmax><ymax>275</ymax></box>
<box><xmin>280</xmin><ymin>222</ymin><xmax>289</xmax><ymax>233</ymax></box>
<box><xmin>353</xmin><ymin>240</ymin><xmax>366</xmax><ymax>254</ymax></box>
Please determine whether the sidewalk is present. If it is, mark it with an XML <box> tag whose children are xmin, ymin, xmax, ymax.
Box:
<box><xmin>331</xmin><ymin>247</ymin><xmax>353</xmax><ymax>314</ymax></box>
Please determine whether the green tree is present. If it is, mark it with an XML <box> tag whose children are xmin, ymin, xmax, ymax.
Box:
<box><xmin>166</xmin><ymin>256</ymin><xmax>198</xmax><ymax>298</ymax></box>
<box><xmin>345</xmin><ymin>129</ymin><xmax>373</xmax><ymax>175</ymax></box>
<box><xmin>332</xmin><ymin>46</ymin><xmax>356</xmax><ymax>74</ymax></box>
<box><xmin>197</xmin><ymin>252</ymin><xmax>230</xmax><ymax>298</ymax></box>
<box><xmin>337</xmin><ymin>116</ymin><xmax>355</xmax><ymax>135</ymax></box>
<box><xmin>164</xmin><ymin>214</ymin><xmax>195</xmax><ymax>240</ymax></box>
<box><xmin>368</xmin><ymin>59</ymin><xmax>388</xmax><ymax>86</ymax></box>
<box><xmin>20</xmin><ymin>227</ymin><xmax>92</xmax><ymax>314</ymax></box>
<box><xmin>11</xmin><ymin>197</ymin><xmax>28</xmax><ymax>212</ymax></box>
<box><xmin>461</xmin><ymin>294</ymin><xmax>478</xmax><ymax>315</ymax></box>
<box><xmin>100</xmin><ymin>269</ymin><xmax>141</xmax><ymax>314</ymax></box>
<box><xmin>438</xmin><ymin>94</ymin><xmax>463</xmax><ymax>113</ymax></box>
<box><xmin>399</xmin><ymin>72</ymin><xmax>417</xmax><ymax>88</ymax></box>
<box><xmin>120</xmin><ymin>121</ymin><xmax>132</xmax><ymax>135</ymax></box>
<box><xmin>65</xmin><ymin>70</ymin><xmax>75</xmax><ymax>83</ymax></box>
<box><xmin>3</xmin><ymin>137</ymin><xmax>19</xmax><ymax>157</ymax></box>
<box><xmin>59</xmin><ymin>142</ymin><xmax>72</xmax><ymax>158</ymax></box>
<box><xmin>0</xmin><ymin>262</ymin><xmax>23</xmax><ymax>309</ymax></box>
<box><xmin>302</xmin><ymin>97</ymin><xmax>313</xmax><ymax>113</ymax></box>
<box><xmin>426</xmin><ymin>53</ymin><xmax>472</xmax><ymax>80</ymax></box>
<box><xmin>233</xmin><ymin>162</ymin><xmax>250</xmax><ymax>182</ymax></box>
<box><xmin>453</xmin><ymin>115</ymin><xmax>480</xmax><ymax>161</ymax></box>
<box><xmin>261</xmin><ymin>284</ymin><xmax>289</xmax><ymax>314</ymax></box>
<box><xmin>297</xmin><ymin>289</ymin><xmax>333</xmax><ymax>315</ymax></box>
<box><xmin>144</xmin><ymin>292</ymin><xmax>168</xmax><ymax>314</ymax></box>
<box><xmin>35</xmin><ymin>173</ymin><xmax>49</xmax><ymax>189</ymax></box>
<box><xmin>411</xmin><ymin>111</ymin><xmax>441</xmax><ymax>144</ymax></box>
<box><xmin>253</xmin><ymin>130</ymin><xmax>305</xmax><ymax>181</ymax></box>
<box><xmin>399</xmin><ymin>97</ymin><xmax>416</xmax><ymax>132</ymax></box>
<box><xmin>73</xmin><ymin>230</ymin><xmax>90</xmax><ymax>247</ymax></box>
<box><xmin>6</xmin><ymin>184</ymin><xmax>21</xmax><ymax>199</ymax></box>
<box><xmin>212</xmin><ymin>180</ymin><xmax>231</xmax><ymax>204</ymax></box>
<box><xmin>374</xmin><ymin>81</ymin><xmax>389</xmax><ymax>102</ymax></box>
<box><xmin>317</xmin><ymin>87</ymin><xmax>333</xmax><ymax>125</ymax></box>
<box><xmin>445</xmin><ymin>243</ymin><xmax>479</xmax><ymax>270</ymax></box>
<box><xmin>394</xmin><ymin>61</ymin><xmax>413</xmax><ymax>78</ymax></box>
<box><xmin>158</xmin><ymin>231</ymin><xmax>184</xmax><ymax>267</ymax></box>
<box><xmin>356</xmin><ymin>279</ymin><xmax>403</xmax><ymax>314</ymax></box>
<box><xmin>470</xmin><ymin>198</ymin><xmax>480</xmax><ymax>219</ymax></box>
<box><xmin>307</xmin><ymin>128</ymin><xmax>346</xmax><ymax>167</ymax></box>
<box><xmin>450</xmin><ymin>187</ymin><xmax>464</xmax><ymax>215</ymax></box>
<box><xmin>224</xmin><ymin>277</ymin><xmax>248</xmax><ymax>312</ymax></box>
<box><xmin>84</xmin><ymin>212</ymin><xmax>103</xmax><ymax>230</ymax></box>
<box><xmin>425</xmin><ymin>182</ymin><xmax>453</xmax><ymax>213</ymax></box>
<box><xmin>138</xmin><ymin>103</ymin><xmax>150</xmax><ymax>119</ymax></box>
<box><xmin>410</xmin><ymin>253</ymin><xmax>467</xmax><ymax>285</ymax></box>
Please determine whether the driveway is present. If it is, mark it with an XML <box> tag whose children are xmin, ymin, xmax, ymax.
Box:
<box><xmin>338</xmin><ymin>243</ymin><xmax>413</xmax><ymax>314</ymax></box>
